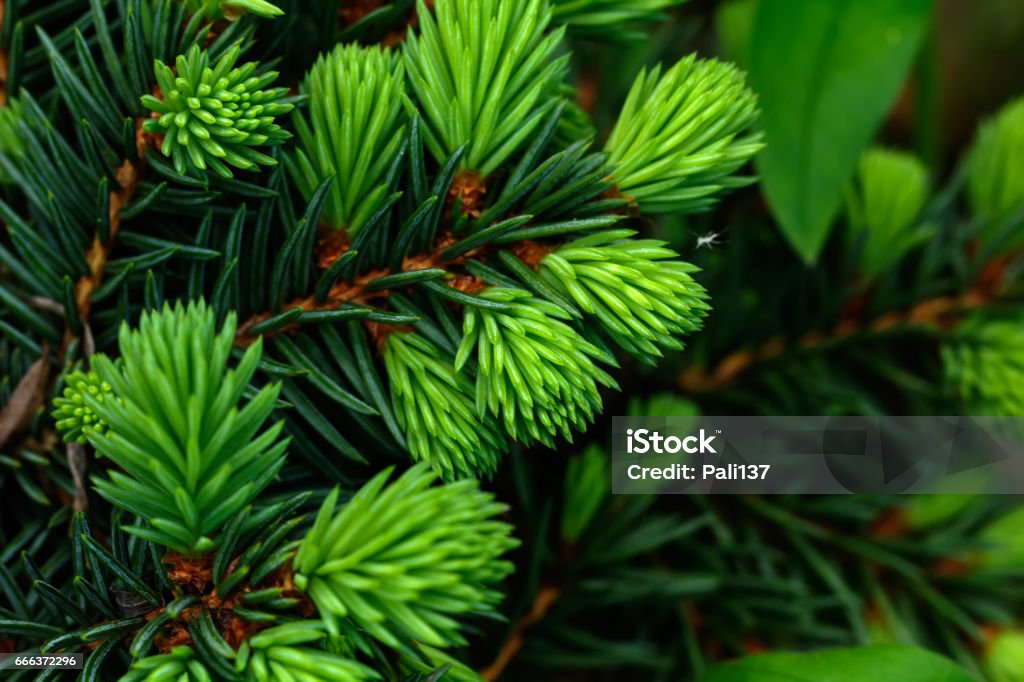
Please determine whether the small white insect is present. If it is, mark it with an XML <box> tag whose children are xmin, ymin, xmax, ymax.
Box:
<box><xmin>695</xmin><ymin>231</ymin><xmax>723</xmax><ymax>250</ymax></box>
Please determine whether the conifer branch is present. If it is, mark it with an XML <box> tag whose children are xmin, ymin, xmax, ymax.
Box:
<box><xmin>15</xmin><ymin>2</ymin><xmax>1014</xmax><ymax>679</ymax></box>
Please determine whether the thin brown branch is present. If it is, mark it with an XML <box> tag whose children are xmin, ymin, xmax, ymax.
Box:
<box><xmin>235</xmin><ymin>150</ymin><xmax>579</xmax><ymax>350</ymax></box>
<box><xmin>681</xmin><ymin>251</ymin><xmax>1020</xmax><ymax>393</ymax></box>
<box><xmin>480</xmin><ymin>584</ymin><xmax>561</xmax><ymax>682</ymax></box>
<box><xmin>74</xmin><ymin>161</ymin><xmax>138</xmax><ymax>322</ymax></box>
<box><xmin>680</xmin><ymin>289</ymin><xmax>993</xmax><ymax>393</ymax></box>
<box><xmin>236</xmin><ymin>234</ymin><xmax>461</xmax><ymax>348</ymax></box>
<box><xmin>53</xmin><ymin>161</ymin><xmax>138</xmax><ymax>506</ymax></box>
<box><xmin>450</xmin><ymin>169</ymin><xmax>487</xmax><ymax>219</ymax></box>
<box><xmin>25</xmin><ymin>296</ymin><xmax>65</xmax><ymax>315</ymax></box>
<box><xmin>235</xmin><ymin>231</ymin><xmax>547</xmax><ymax>349</ymax></box>
<box><xmin>576</xmin><ymin>69</ymin><xmax>597</xmax><ymax>116</ymax></box>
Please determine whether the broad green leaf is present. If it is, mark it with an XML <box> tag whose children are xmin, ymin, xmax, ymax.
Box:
<box><xmin>701</xmin><ymin>645</ymin><xmax>974</xmax><ymax>682</ymax></box>
<box><xmin>750</xmin><ymin>0</ymin><xmax>933</xmax><ymax>263</ymax></box>
<box><xmin>715</xmin><ymin>0</ymin><xmax>758</xmax><ymax>68</ymax></box>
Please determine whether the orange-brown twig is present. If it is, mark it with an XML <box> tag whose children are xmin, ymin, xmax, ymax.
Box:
<box><xmin>680</xmin><ymin>290</ymin><xmax>993</xmax><ymax>393</ymax></box>
<box><xmin>74</xmin><ymin>162</ymin><xmax>138</xmax><ymax>318</ymax></box>
<box><xmin>450</xmin><ymin>169</ymin><xmax>487</xmax><ymax>219</ymax></box>
<box><xmin>681</xmin><ymin>251</ymin><xmax>1019</xmax><ymax>393</ymax></box>
<box><xmin>234</xmin><ymin>232</ymin><xmax>549</xmax><ymax>349</ymax></box>
<box><xmin>480</xmin><ymin>585</ymin><xmax>561</xmax><ymax>682</ymax></box>
<box><xmin>236</xmin><ymin>233</ymin><xmax>461</xmax><ymax>347</ymax></box>
<box><xmin>64</xmin><ymin>123</ymin><xmax>153</xmax><ymax>355</ymax></box>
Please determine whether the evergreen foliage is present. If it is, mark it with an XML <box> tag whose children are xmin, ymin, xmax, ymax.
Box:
<box><xmin>455</xmin><ymin>288</ymin><xmax>618</xmax><ymax>447</ymax></box>
<box><xmin>943</xmin><ymin>316</ymin><xmax>1024</xmax><ymax>416</ymax></box>
<box><xmin>81</xmin><ymin>302</ymin><xmax>288</xmax><ymax>555</ymax></box>
<box><xmin>186</xmin><ymin>0</ymin><xmax>284</xmax><ymax>20</ymax></box>
<box><xmin>978</xmin><ymin>506</ymin><xmax>1024</xmax><ymax>570</ymax></box>
<box><xmin>122</xmin><ymin>646</ymin><xmax>211</xmax><ymax>681</ymax></box>
<box><xmin>0</xmin><ymin>1</ymin><xmax>1021</xmax><ymax>681</ymax></box>
<box><xmin>538</xmin><ymin>230</ymin><xmax>709</xmax><ymax>363</ymax></box>
<box><xmin>293</xmin><ymin>464</ymin><xmax>517</xmax><ymax>648</ymax></box>
<box><xmin>237</xmin><ymin>621</ymin><xmax>375</xmax><ymax>682</ymax></box>
<box><xmin>559</xmin><ymin>444</ymin><xmax>608</xmax><ymax>542</ymax></box>
<box><xmin>52</xmin><ymin>370</ymin><xmax>114</xmax><ymax>444</ymax></box>
<box><xmin>142</xmin><ymin>43</ymin><xmax>294</xmax><ymax>179</ymax></box>
<box><xmin>403</xmin><ymin>0</ymin><xmax>569</xmax><ymax>175</ymax></box>
<box><xmin>986</xmin><ymin>630</ymin><xmax>1024</xmax><ymax>682</ymax></box>
<box><xmin>605</xmin><ymin>54</ymin><xmax>762</xmax><ymax>213</ymax></box>
<box><xmin>551</xmin><ymin>0</ymin><xmax>686</xmax><ymax>43</ymax></box>
<box><xmin>290</xmin><ymin>44</ymin><xmax>406</xmax><ymax>234</ymax></box>
<box><xmin>383</xmin><ymin>331</ymin><xmax>505</xmax><ymax>480</ymax></box>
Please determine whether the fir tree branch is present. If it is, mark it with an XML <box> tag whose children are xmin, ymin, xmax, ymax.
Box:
<box><xmin>235</xmin><ymin>235</ymin><xmax>459</xmax><ymax>347</ymax></box>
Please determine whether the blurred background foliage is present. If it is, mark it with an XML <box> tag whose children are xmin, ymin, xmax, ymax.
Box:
<box><xmin>489</xmin><ymin>0</ymin><xmax>1024</xmax><ymax>680</ymax></box>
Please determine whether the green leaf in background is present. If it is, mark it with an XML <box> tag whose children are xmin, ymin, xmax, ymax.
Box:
<box><xmin>701</xmin><ymin>645</ymin><xmax>974</xmax><ymax>682</ymax></box>
<box><xmin>715</xmin><ymin>0</ymin><xmax>758</xmax><ymax>68</ymax></box>
<box><xmin>749</xmin><ymin>0</ymin><xmax>933</xmax><ymax>264</ymax></box>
